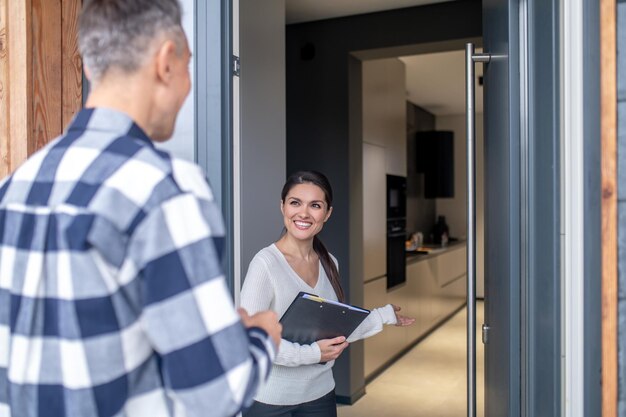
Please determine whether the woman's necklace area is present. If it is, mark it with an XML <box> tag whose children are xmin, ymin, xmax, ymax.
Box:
<box><xmin>278</xmin><ymin>241</ymin><xmax>320</xmax><ymax>288</ymax></box>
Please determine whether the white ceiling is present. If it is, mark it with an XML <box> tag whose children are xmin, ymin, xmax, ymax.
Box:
<box><xmin>285</xmin><ymin>0</ymin><xmax>481</xmax><ymax>116</ymax></box>
<box><xmin>285</xmin><ymin>0</ymin><xmax>453</xmax><ymax>24</ymax></box>
<box><xmin>400</xmin><ymin>50</ymin><xmax>483</xmax><ymax>116</ymax></box>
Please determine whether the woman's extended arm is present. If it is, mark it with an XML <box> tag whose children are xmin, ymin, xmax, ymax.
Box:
<box><xmin>346</xmin><ymin>304</ymin><xmax>414</xmax><ymax>343</ymax></box>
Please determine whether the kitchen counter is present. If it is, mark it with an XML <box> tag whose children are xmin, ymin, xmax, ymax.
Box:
<box><xmin>364</xmin><ymin>239</ymin><xmax>467</xmax><ymax>378</ymax></box>
<box><xmin>405</xmin><ymin>239</ymin><xmax>466</xmax><ymax>264</ymax></box>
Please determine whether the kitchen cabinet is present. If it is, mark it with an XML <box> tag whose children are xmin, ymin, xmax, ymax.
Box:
<box><xmin>363</xmin><ymin>242</ymin><xmax>466</xmax><ymax>378</ymax></box>
<box><xmin>362</xmin><ymin>59</ymin><xmax>407</xmax><ymax>177</ymax></box>
<box><xmin>363</xmin><ymin>277</ymin><xmax>404</xmax><ymax>376</ymax></box>
<box><xmin>415</xmin><ymin>130</ymin><xmax>455</xmax><ymax>198</ymax></box>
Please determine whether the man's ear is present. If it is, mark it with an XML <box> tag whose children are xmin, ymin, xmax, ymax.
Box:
<box><xmin>83</xmin><ymin>65</ymin><xmax>92</xmax><ymax>81</ymax></box>
<box><xmin>155</xmin><ymin>39</ymin><xmax>178</xmax><ymax>84</ymax></box>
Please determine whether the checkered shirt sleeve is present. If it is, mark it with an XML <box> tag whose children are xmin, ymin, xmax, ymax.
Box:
<box><xmin>0</xmin><ymin>108</ymin><xmax>276</xmax><ymax>417</ymax></box>
<box><xmin>123</xmin><ymin>162</ymin><xmax>276</xmax><ymax>416</ymax></box>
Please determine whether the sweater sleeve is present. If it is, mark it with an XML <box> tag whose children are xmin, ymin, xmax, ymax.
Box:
<box><xmin>240</xmin><ymin>254</ymin><xmax>322</xmax><ymax>366</ymax></box>
<box><xmin>274</xmin><ymin>339</ymin><xmax>321</xmax><ymax>366</ymax></box>
<box><xmin>239</xmin><ymin>256</ymin><xmax>275</xmax><ymax>316</ymax></box>
<box><xmin>328</xmin><ymin>256</ymin><xmax>397</xmax><ymax>343</ymax></box>
<box><xmin>346</xmin><ymin>304</ymin><xmax>398</xmax><ymax>343</ymax></box>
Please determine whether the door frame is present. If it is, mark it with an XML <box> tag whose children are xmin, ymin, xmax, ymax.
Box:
<box><xmin>481</xmin><ymin>0</ymin><xmax>601</xmax><ymax>415</ymax></box>
<box><xmin>561</xmin><ymin>0</ymin><xmax>604</xmax><ymax>415</ymax></box>
<box><xmin>519</xmin><ymin>0</ymin><xmax>562</xmax><ymax>415</ymax></box>
<box><xmin>195</xmin><ymin>0</ymin><xmax>237</xmax><ymax>293</ymax></box>
<box><xmin>517</xmin><ymin>0</ymin><xmax>603</xmax><ymax>415</ymax></box>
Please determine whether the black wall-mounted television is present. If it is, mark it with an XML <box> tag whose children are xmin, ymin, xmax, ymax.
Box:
<box><xmin>415</xmin><ymin>130</ymin><xmax>454</xmax><ymax>198</ymax></box>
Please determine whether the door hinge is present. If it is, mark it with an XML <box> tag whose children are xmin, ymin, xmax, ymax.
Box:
<box><xmin>482</xmin><ymin>324</ymin><xmax>490</xmax><ymax>344</ymax></box>
<box><xmin>232</xmin><ymin>55</ymin><xmax>240</xmax><ymax>77</ymax></box>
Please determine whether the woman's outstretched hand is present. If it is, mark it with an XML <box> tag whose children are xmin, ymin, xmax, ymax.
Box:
<box><xmin>317</xmin><ymin>336</ymin><xmax>349</xmax><ymax>362</ymax></box>
<box><xmin>391</xmin><ymin>304</ymin><xmax>416</xmax><ymax>326</ymax></box>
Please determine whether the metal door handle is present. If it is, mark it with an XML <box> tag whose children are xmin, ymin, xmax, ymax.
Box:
<box><xmin>466</xmin><ymin>43</ymin><xmax>490</xmax><ymax>417</ymax></box>
<box><xmin>482</xmin><ymin>324</ymin><xmax>490</xmax><ymax>344</ymax></box>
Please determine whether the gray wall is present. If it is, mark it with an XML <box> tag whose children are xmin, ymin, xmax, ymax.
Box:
<box><xmin>286</xmin><ymin>0</ymin><xmax>482</xmax><ymax>402</ymax></box>
<box><xmin>239</xmin><ymin>0</ymin><xmax>286</xmax><ymax>280</ymax></box>
<box><xmin>617</xmin><ymin>1</ymin><xmax>626</xmax><ymax>414</ymax></box>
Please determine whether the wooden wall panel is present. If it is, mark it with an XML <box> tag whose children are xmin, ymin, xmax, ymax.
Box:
<box><xmin>0</xmin><ymin>0</ymin><xmax>82</xmax><ymax>176</ymax></box>
<box><xmin>32</xmin><ymin>0</ymin><xmax>63</xmax><ymax>151</ymax></box>
<box><xmin>61</xmin><ymin>0</ymin><xmax>82</xmax><ymax>128</ymax></box>
<box><xmin>7</xmin><ymin>0</ymin><xmax>32</xmax><ymax>171</ymax></box>
<box><xmin>600</xmin><ymin>0</ymin><xmax>618</xmax><ymax>416</ymax></box>
<box><xmin>0</xmin><ymin>0</ymin><xmax>9</xmax><ymax>177</ymax></box>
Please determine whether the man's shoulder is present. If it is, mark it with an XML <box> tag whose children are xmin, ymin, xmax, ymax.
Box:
<box><xmin>128</xmin><ymin>147</ymin><xmax>215</xmax><ymax>203</ymax></box>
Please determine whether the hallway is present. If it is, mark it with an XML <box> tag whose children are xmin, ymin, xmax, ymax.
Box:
<box><xmin>339</xmin><ymin>302</ymin><xmax>484</xmax><ymax>417</ymax></box>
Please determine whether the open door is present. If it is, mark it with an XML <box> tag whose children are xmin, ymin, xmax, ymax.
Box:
<box><xmin>465</xmin><ymin>1</ymin><xmax>521</xmax><ymax>416</ymax></box>
<box><xmin>480</xmin><ymin>0</ymin><xmax>521</xmax><ymax>411</ymax></box>
<box><xmin>473</xmin><ymin>1</ymin><xmax>562</xmax><ymax>416</ymax></box>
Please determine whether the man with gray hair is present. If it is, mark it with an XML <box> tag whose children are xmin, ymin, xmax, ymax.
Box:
<box><xmin>0</xmin><ymin>1</ymin><xmax>281</xmax><ymax>416</ymax></box>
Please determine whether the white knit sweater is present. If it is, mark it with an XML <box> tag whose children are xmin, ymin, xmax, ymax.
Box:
<box><xmin>239</xmin><ymin>244</ymin><xmax>397</xmax><ymax>405</ymax></box>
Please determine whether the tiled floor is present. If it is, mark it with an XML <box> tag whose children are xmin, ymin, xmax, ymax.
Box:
<box><xmin>338</xmin><ymin>302</ymin><xmax>484</xmax><ymax>417</ymax></box>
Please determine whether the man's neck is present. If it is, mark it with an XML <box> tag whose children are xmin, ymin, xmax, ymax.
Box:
<box><xmin>84</xmin><ymin>74</ymin><xmax>155</xmax><ymax>138</ymax></box>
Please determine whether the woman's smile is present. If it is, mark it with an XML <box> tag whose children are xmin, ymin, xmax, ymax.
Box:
<box><xmin>294</xmin><ymin>220</ymin><xmax>313</xmax><ymax>230</ymax></box>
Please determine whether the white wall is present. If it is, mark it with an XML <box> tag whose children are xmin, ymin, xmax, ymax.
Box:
<box><xmin>361</xmin><ymin>58</ymin><xmax>406</xmax><ymax>286</ymax></box>
<box><xmin>363</xmin><ymin>142</ymin><xmax>387</xmax><ymax>281</ymax></box>
<box><xmin>239</xmin><ymin>0</ymin><xmax>286</xmax><ymax>282</ymax></box>
<box><xmin>362</xmin><ymin>58</ymin><xmax>407</xmax><ymax>177</ymax></box>
<box><xmin>435</xmin><ymin>113</ymin><xmax>484</xmax><ymax>297</ymax></box>
<box><xmin>156</xmin><ymin>0</ymin><xmax>195</xmax><ymax>162</ymax></box>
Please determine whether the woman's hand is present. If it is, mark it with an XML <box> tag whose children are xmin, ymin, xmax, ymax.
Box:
<box><xmin>391</xmin><ymin>304</ymin><xmax>416</xmax><ymax>327</ymax></box>
<box><xmin>316</xmin><ymin>336</ymin><xmax>349</xmax><ymax>362</ymax></box>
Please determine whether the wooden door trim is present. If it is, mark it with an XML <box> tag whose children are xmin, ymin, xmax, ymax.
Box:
<box><xmin>0</xmin><ymin>0</ymin><xmax>82</xmax><ymax>176</ymax></box>
<box><xmin>0</xmin><ymin>0</ymin><xmax>9</xmax><ymax>177</ymax></box>
<box><xmin>600</xmin><ymin>0</ymin><xmax>617</xmax><ymax>416</ymax></box>
<box><xmin>6</xmin><ymin>0</ymin><xmax>32</xmax><ymax>172</ymax></box>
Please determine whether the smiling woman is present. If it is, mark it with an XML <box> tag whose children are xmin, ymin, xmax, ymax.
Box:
<box><xmin>278</xmin><ymin>172</ymin><xmax>341</xmax><ymax>298</ymax></box>
<box><xmin>239</xmin><ymin>170</ymin><xmax>415</xmax><ymax>417</ymax></box>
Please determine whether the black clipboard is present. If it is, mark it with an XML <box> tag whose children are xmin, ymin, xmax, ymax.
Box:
<box><xmin>279</xmin><ymin>292</ymin><xmax>370</xmax><ymax>345</ymax></box>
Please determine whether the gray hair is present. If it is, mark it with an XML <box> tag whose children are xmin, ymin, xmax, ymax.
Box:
<box><xmin>78</xmin><ymin>0</ymin><xmax>185</xmax><ymax>83</ymax></box>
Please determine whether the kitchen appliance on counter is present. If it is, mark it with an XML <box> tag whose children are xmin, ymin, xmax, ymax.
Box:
<box><xmin>386</xmin><ymin>175</ymin><xmax>407</xmax><ymax>289</ymax></box>
<box><xmin>430</xmin><ymin>215</ymin><xmax>450</xmax><ymax>245</ymax></box>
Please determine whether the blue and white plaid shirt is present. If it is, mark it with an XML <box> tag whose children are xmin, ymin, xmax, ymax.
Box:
<box><xmin>0</xmin><ymin>108</ymin><xmax>275</xmax><ymax>417</ymax></box>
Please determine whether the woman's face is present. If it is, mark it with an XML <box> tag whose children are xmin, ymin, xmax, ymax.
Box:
<box><xmin>281</xmin><ymin>183</ymin><xmax>333</xmax><ymax>242</ymax></box>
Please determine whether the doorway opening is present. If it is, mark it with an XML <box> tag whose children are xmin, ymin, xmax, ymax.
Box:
<box><xmin>353</xmin><ymin>45</ymin><xmax>485</xmax><ymax>416</ymax></box>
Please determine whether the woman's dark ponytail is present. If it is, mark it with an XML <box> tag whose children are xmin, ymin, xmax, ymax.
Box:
<box><xmin>281</xmin><ymin>170</ymin><xmax>345</xmax><ymax>302</ymax></box>
<box><xmin>313</xmin><ymin>236</ymin><xmax>345</xmax><ymax>302</ymax></box>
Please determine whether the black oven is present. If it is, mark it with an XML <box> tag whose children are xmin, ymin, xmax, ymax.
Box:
<box><xmin>386</xmin><ymin>175</ymin><xmax>407</xmax><ymax>289</ymax></box>
<box><xmin>386</xmin><ymin>175</ymin><xmax>407</xmax><ymax>219</ymax></box>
